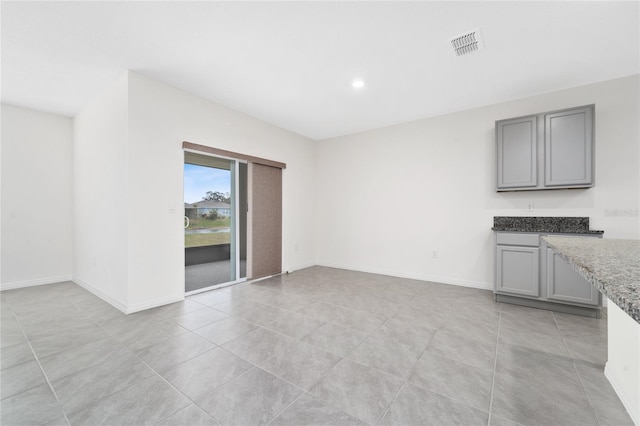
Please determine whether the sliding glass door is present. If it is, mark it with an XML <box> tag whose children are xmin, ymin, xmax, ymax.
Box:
<box><xmin>184</xmin><ymin>152</ymin><xmax>246</xmax><ymax>294</ymax></box>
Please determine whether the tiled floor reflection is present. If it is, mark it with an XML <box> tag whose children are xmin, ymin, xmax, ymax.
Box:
<box><xmin>0</xmin><ymin>266</ymin><xmax>633</xmax><ymax>425</ymax></box>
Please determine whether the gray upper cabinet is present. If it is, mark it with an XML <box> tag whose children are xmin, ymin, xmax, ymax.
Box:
<box><xmin>496</xmin><ymin>104</ymin><xmax>595</xmax><ymax>191</ymax></box>
<box><xmin>545</xmin><ymin>106</ymin><xmax>594</xmax><ymax>187</ymax></box>
<box><xmin>546</xmin><ymin>248</ymin><xmax>600</xmax><ymax>306</ymax></box>
<box><xmin>496</xmin><ymin>116</ymin><xmax>537</xmax><ymax>189</ymax></box>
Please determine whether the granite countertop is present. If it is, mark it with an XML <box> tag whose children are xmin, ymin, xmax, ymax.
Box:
<box><xmin>542</xmin><ymin>236</ymin><xmax>640</xmax><ymax>323</ymax></box>
<box><xmin>492</xmin><ymin>216</ymin><xmax>604</xmax><ymax>234</ymax></box>
<box><xmin>494</xmin><ymin>228</ymin><xmax>604</xmax><ymax>235</ymax></box>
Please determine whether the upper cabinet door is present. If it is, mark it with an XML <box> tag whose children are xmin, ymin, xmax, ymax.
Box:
<box><xmin>544</xmin><ymin>106</ymin><xmax>594</xmax><ymax>187</ymax></box>
<box><xmin>496</xmin><ymin>116</ymin><xmax>537</xmax><ymax>189</ymax></box>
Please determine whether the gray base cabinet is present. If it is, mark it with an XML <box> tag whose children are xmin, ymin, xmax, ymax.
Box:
<box><xmin>496</xmin><ymin>104</ymin><xmax>595</xmax><ymax>191</ymax></box>
<box><xmin>546</xmin><ymin>248</ymin><xmax>600</xmax><ymax>305</ymax></box>
<box><xmin>496</xmin><ymin>246</ymin><xmax>540</xmax><ymax>297</ymax></box>
<box><xmin>494</xmin><ymin>232</ymin><xmax>601</xmax><ymax>311</ymax></box>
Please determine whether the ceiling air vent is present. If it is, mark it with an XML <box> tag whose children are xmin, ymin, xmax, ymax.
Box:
<box><xmin>450</xmin><ymin>29</ymin><xmax>482</xmax><ymax>56</ymax></box>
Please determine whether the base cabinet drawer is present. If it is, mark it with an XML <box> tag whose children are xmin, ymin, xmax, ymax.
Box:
<box><xmin>546</xmin><ymin>248</ymin><xmax>600</xmax><ymax>306</ymax></box>
<box><xmin>496</xmin><ymin>232</ymin><xmax>539</xmax><ymax>247</ymax></box>
<box><xmin>496</xmin><ymin>245</ymin><xmax>540</xmax><ymax>297</ymax></box>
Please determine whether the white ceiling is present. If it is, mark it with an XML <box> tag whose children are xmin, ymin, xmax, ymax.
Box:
<box><xmin>2</xmin><ymin>1</ymin><xmax>638</xmax><ymax>140</ymax></box>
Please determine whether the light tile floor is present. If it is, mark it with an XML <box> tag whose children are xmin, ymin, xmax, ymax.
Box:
<box><xmin>0</xmin><ymin>266</ymin><xmax>633</xmax><ymax>425</ymax></box>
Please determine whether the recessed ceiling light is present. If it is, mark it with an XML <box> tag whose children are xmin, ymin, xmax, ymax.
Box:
<box><xmin>352</xmin><ymin>79</ymin><xmax>365</xmax><ymax>89</ymax></box>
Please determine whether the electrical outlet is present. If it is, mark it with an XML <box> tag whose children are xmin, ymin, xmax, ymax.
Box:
<box><xmin>432</xmin><ymin>251</ymin><xmax>438</xmax><ymax>259</ymax></box>
<box><xmin>527</xmin><ymin>202</ymin><xmax>535</xmax><ymax>212</ymax></box>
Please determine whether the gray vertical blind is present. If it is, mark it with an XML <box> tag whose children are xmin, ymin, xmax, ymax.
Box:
<box><xmin>247</xmin><ymin>163</ymin><xmax>283</xmax><ymax>280</ymax></box>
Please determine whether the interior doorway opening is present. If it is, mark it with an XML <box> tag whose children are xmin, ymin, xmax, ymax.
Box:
<box><xmin>184</xmin><ymin>152</ymin><xmax>247</xmax><ymax>294</ymax></box>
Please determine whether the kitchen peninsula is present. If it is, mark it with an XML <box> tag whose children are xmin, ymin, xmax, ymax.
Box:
<box><xmin>544</xmin><ymin>236</ymin><xmax>640</xmax><ymax>425</ymax></box>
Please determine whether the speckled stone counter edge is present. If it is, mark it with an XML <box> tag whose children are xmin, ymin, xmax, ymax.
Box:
<box><xmin>492</xmin><ymin>216</ymin><xmax>604</xmax><ymax>234</ymax></box>
<box><xmin>543</xmin><ymin>237</ymin><xmax>639</xmax><ymax>323</ymax></box>
<box><xmin>492</xmin><ymin>228</ymin><xmax>604</xmax><ymax>235</ymax></box>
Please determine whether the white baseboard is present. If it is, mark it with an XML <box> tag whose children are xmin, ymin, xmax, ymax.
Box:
<box><xmin>605</xmin><ymin>362</ymin><xmax>639</xmax><ymax>426</ymax></box>
<box><xmin>315</xmin><ymin>262</ymin><xmax>492</xmax><ymax>290</ymax></box>
<box><xmin>125</xmin><ymin>294</ymin><xmax>185</xmax><ymax>314</ymax></box>
<box><xmin>74</xmin><ymin>278</ymin><xmax>184</xmax><ymax>314</ymax></box>
<box><xmin>0</xmin><ymin>275</ymin><xmax>73</xmax><ymax>291</ymax></box>
<box><xmin>73</xmin><ymin>278</ymin><xmax>128</xmax><ymax>313</ymax></box>
<box><xmin>283</xmin><ymin>263</ymin><xmax>317</xmax><ymax>274</ymax></box>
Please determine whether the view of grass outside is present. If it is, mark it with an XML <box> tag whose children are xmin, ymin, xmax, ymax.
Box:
<box><xmin>184</xmin><ymin>162</ymin><xmax>233</xmax><ymax>248</ymax></box>
<box><xmin>185</xmin><ymin>216</ymin><xmax>231</xmax><ymax>248</ymax></box>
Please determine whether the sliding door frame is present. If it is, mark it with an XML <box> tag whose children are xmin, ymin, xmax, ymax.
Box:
<box><xmin>182</xmin><ymin>141</ymin><xmax>287</xmax><ymax>289</ymax></box>
<box><xmin>183</xmin><ymin>148</ymin><xmax>247</xmax><ymax>295</ymax></box>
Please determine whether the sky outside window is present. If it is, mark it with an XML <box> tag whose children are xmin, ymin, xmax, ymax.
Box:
<box><xmin>184</xmin><ymin>164</ymin><xmax>231</xmax><ymax>203</ymax></box>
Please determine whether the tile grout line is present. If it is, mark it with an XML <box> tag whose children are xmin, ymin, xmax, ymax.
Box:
<box><xmin>63</xmin><ymin>301</ymin><xmax>224</xmax><ymax>424</ymax></box>
<box><xmin>264</xmin><ymin>391</ymin><xmax>306</xmax><ymax>426</ymax></box>
<box><xmin>104</xmin><ymin>324</ymin><xmax>270</xmax><ymax>425</ymax></box>
<box><xmin>101</xmin><ymin>301</ymin><xmax>316</xmax><ymax>423</ymax></box>
<box><xmin>7</xmin><ymin>303</ymin><xmax>72</xmax><ymax>426</ymax></box>
<box><xmin>398</xmin><ymin>319</ymin><xmax>499</xmax><ymax>416</ymax></box>
<box><xmin>298</xmin><ymin>314</ymin><xmax>397</xmax><ymax>425</ymax></box>
<box><xmin>182</xmin><ymin>281</ymin><xmax>449</xmax><ymax>423</ymax></box>
<box><xmin>372</xmin><ymin>288</ymin><xmax>487</xmax><ymax>423</ymax></box>
<box><xmin>551</xmin><ymin>311</ymin><xmax>604</xmax><ymax>426</ymax></box>
<box><xmin>187</xmin><ymin>361</ymin><xmax>260</xmax><ymax>424</ymax></box>
<box><xmin>166</xmin><ymin>292</ymin><xmax>351</xmax><ymax>424</ymax></box>
<box><xmin>302</xmin><ymin>356</ymin><xmax>376</xmax><ymax>425</ymax></box>
<box><xmin>374</xmin><ymin>314</ymin><xmax>444</xmax><ymax>425</ymax></box>
<box><xmin>376</xmin><ymin>381</ymin><xmax>408</xmax><ymax>426</ymax></box>
<box><xmin>184</xmin><ymin>345</ymin><xmax>338</xmax><ymax>426</ymax></box>
<box><xmin>486</xmin><ymin>301</ymin><xmax>503</xmax><ymax>426</ymax></box>
<box><xmin>340</xmin><ymin>315</ymin><xmax>389</xmax><ymax>355</ymax></box>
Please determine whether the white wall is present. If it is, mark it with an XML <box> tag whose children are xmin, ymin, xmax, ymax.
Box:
<box><xmin>73</xmin><ymin>73</ymin><xmax>129</xmax><ymax>309</ymax></box>
<box><xmin>1</xmin><ymin>105</ymin><xmax>73</xmax><ymax>289</ymax></box>
<box><xmin>126</xmin><ymin>72</ymin><xmax>316</xmax><ymax>310</ymax></box>
<box><xmin>606</xmin><ymin>302</ymin><xmax>640</xmax><ymax>425</ymax></box>
<box><xmin>3</xmin><ymin>71</ymin><xmax>315</xmax><ymax>311</ymax></box>
<box><xmin>5</xmin><ymin>72</ymin><xmax>635</xmax><ymax>309</ymax></box>
<box><xmin>315</xmin><ymin>75</ymin><xmax>640</xmax><ymax>289</ymax></box>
